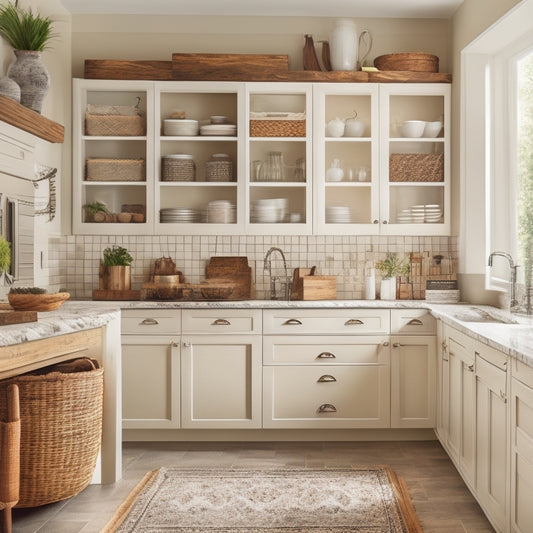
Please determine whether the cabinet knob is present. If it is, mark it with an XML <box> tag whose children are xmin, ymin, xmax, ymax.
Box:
<box><xmin>345</xmin><ymin>319</ymin><xmax>364</xmax><ymax>325</ymax></box>
<box><xmin>407</xmin><ymin>318</ymin><xmax>424</xmax><ymax>326</ymax></box>
<box><xmin>441</xmin><ymin>341</ymin><xmax>448</xmax><ymax>350</ymax></box>
<box><xmin>393</xmin><ymin>342</ymin><xmax>403</xmax><ymax>348</ymax></box>
<box><xmin>140</xmin><ymin>318</ymin><xmax>159</xmax><ymax>325</ymax></box>
<box><xmin>317</xmin><ymin>374</ymin><xmax>337</xmax><ymax>383</ymax></box>
<box><xmin>373</xmin><ymin>220</ymin><xmax>379</xmax><ymax>224</ymax></box>
<box><xmin>500</xmin><ymin>390</ymin><xmax>507</xmax><ymax>403</ymax></box>
<box><xmin>383</xmin><ymin>341</ymin><xmax>390</xmax><ymax>347</ymax></box>
<box><xmin>383</xmin><ymin>220</ymin><xmax>388</xmax><ymax>224</ymax></box>
<box><xmin>212</xmin><ymin>318</ymin><xmax>231</xmax><ymax>326</ymax></box>
<box><xmin>318</xmin><ymin>403</ymin><xmax>337</xmax><ymax>413</ymax></box>
<box><xmin>316</xmin><ymin>351</ymin><xmax>336</xmax><ymax>359</ymax></box>
<box><xmin>171</xmin><ymin>341</ymin><xmax>179</xmax><ymax>347</ymax></box>
<box><xmin>467</xmin><ymin>363</ymin><xmax>475</xmax><ymax>372</ymax></box>
<box><xmin>183</xmin><ymin>341</ymin><xmax>191</xmax><ymax>348</ymax></box>
<box><xmin>283</xmin><ymin>318</ymin><xmax>303</xmax><ymax>326</ymax></box>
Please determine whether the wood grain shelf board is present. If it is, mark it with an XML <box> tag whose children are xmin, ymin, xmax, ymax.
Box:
<box><xmin>83</xmin><ymin>59</ymin><xmax>451</xmax><ymax>83</ymax></box>
<box><xmin>0</xmin><ymin>95</ymin><xmax>64</xmax><ymax>143</ymax></box>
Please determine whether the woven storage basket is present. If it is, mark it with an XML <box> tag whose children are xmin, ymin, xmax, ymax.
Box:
<box><xmin>85</xmin><ymin>113</ymin><xmax>146</xmax><ymax>136</ymax></box>
<box><xmin>250</xmin><ymin>119</ymin><xmax>306</xmax><ymax>137</ymax></box>
<box><xmin>0</xmin><ymin>357</ymin><xmax>103</xmax><ymax>507</ymax></box>
<box><xmin>162</xmin><ymin>155</ymin><xmax>195</xmax><ymax>181</ymax></box>
<box><xmin>86</xmin><ymin>158</ymin><xmax>145</xmax><ymax>181</ymax></box>
<box><xmin>374</xmin><ymin>53</ymin><xmax>439</xmax><ymax>72</ymax></box>
<box><xmin>206</xmin><ymin>155</ymin><xmax>234</xmax><ymax>182</ymax></box>
<box><xmin>389</xmin><ymin>153</ymin><xmax>444</xmax><ymax>182</ymax></box>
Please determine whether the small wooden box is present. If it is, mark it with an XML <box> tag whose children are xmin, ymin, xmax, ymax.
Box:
<box><xmin>291</xmin><ymin>268</ymin><xmax>336</xmax><ymax>300</ymax></box>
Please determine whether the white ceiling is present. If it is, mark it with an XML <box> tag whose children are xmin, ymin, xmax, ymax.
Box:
<box><xmin>60</xmin><ymin>0</ymin><xmax>464</xmax><ymax>19</ymax></box>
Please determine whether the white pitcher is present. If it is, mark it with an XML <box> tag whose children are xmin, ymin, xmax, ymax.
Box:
<box><xmin>329</xmin><ymin>19</ymin><xmax>372</xmax><ymax>71</ymax></box>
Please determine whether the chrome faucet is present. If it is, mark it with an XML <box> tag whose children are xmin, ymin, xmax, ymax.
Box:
<box><xmin>263</xmin><ymin>247</ymin><xmax>291</xmax><ymax>300</ymax></box>
<box><xmin>488</xmin><ymin>251</ymin><xmax>519</xmax><ymax>310</ymax></box>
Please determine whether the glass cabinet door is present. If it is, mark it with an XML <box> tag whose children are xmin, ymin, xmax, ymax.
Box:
<box><xmin>313</xmin><ymin>84</ymin><xmax>380</xmax><ymax>235</ymax></box>
<box><xmin>245</xmin><ymin>83</ymin><xmax>313</xmax><ymax>235</ymax></box>
<box><xmin>379</xmin><ymin>84</ymin><xmax>450</xmax><ymax>235</ymax></box>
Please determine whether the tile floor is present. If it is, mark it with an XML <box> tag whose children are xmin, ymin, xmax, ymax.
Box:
<box><xmin>12</xmin><ymin>440</ymin><xmax>495</xmax><ymax>533</ymax></box>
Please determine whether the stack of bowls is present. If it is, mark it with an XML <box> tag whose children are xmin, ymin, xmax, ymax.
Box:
<box><xmin>163</xmin><ymin>119</ymin><xmax>199</xmax><ymax>136</ymax></box>
<box><xmin>251</xmin><ymin>198</ymin><xmax>288</xmax><ymax>223</ymax></box>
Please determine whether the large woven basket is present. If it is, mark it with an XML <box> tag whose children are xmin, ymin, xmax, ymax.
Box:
<box><xmin>86</xmin><ymin>158</ymin><xmax>146</xmax><ymax>182</ymax></box>
<box><xmin>0</xmin><ymin>358</ymin><xmax>104</xmax><ymax>507</ymax></box>
<box><xmin>389</xmin><ymin>153</ymin><xmax>444</xmax><ymax>182</ymax></box>
<box><xmin>374</xmin><ymin>53</ymin><xmax>439</xmax><ymax>72</ymax></box>
<box><xmin>250</xmin><ymin>119</ymin><xmax>306</xmax><ymax>137</ymax></box>
<box><xmin>85</xmin><ymin>113</ymin><xmax>146</xmax><ymax>136</ymax></box>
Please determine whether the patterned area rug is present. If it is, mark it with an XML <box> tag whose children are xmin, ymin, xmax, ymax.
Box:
<box><xmin>102</xmin><ymin>467</ymin><xmax>423</xmax><ymax>532</ymax></box>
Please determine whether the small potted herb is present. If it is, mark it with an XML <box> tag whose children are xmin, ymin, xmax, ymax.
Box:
<box><xmin>83</xmin><ymin>201</ymin><xmax>109</xmax><ymax>223</ymax></box>
<box><xmin>100</xmin><ymin>245</ymin><xmax>133</xmax><ymax>291</ymax></box>
<box><xmin>375</xmin><ymin>253</ymin><xmax>410</xmax><ymax>300</ymax></box>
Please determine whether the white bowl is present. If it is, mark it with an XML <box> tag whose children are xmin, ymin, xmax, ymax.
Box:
<box><xmin>423</xmin><ymin>121</ymin><xmax>443</xmax><ymax>138</ymax></box>
<box><xmin>163</xmin><ymin>119</ymin><xmax>199</xmax><ymax>136</ymax></box>
<box><xmin>399</xmin><ymin>120</ymin><xmax>426</xmax><ymax>138</ymax></box>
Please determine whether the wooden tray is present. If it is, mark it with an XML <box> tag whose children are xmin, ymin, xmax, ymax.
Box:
<box><xmin>92</xmin><ymin>289</ymin><xmax>140</xmax><ymax>301</ymax></box>
<box><xmin>0</xmin><ymin>303</ymin><xmax>37</xmax><ymax>325</ymax></box>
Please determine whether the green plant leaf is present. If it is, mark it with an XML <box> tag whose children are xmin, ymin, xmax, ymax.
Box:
<box><xmin>102</xmin><ymin>246</ymin><xmax>133</xmax><ymax>267</ymax></box>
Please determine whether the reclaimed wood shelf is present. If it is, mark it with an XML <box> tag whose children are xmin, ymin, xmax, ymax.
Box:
<box><xmin>0</xmin><ymin>95</ymin><xmax>65</xmax><ymax>143</ymax></box>
<box><xmin>84</xmin><ymin>58</ymin><xmax>452</xmax><ymax>83</ymax></box>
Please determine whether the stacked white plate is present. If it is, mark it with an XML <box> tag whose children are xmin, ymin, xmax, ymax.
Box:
<box><xmin>206</xmin><ymin>200</ymin><xmax>236</xmax><ymax>224</ymax></box>
<box><xmin>326</xmin><ymin>205</ymin><xmax>352</xmax><ymax>224</ymax></box>
<box><xmin>396</xmin><ymin>204</ymin><xmax>443</xmax><ymax>223</ymax></box>
<box><xmin>200</xmin><ymin>124</ymin><xmax>237</xmax><ymax>136</ymax></box>
<box><xmin>160</xmin><ymin>207</ymin><xmax>202</xmax><ymax>223</ymax></box>
<box><xmin>251</xmin><ymin>198</ymin><xmax>288</xmax><ymax>223</ymax></box>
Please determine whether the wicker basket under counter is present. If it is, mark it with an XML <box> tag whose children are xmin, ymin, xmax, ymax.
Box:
<box><xmin>249</xmin><ymin>112</ymin><xmax>306</xmax><ymax>137</ymax></box>
<box><xmin>389</xmin><ymin>153</ymin><xmax>444</xmax><ymax>182</ymax></box>
<box><xmin>161</xmin><ymin>154</ymin><xmax>196</xmax><ymax>181</ymax></box>
<box><xmin>85</xmin><ymin>158</ymin><xmax>145</xmax><ymax>181</ymax></box>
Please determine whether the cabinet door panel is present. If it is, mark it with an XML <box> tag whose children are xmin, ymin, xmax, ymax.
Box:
<box><xmin>390</xmin><ymin>335</ymin><xmax>436</xmax><ymax>428</ymax></box>
<box><xmin>181</xmin><ymin>335</ymin><xmax>261</xmax><ymax>428</ymax></box>
<box><xmin>122</xmin><ymin>335</ymin><xmax>180</xmax><ymax>429</ymax></box>
<box><xmin>263</xmin><ymin>364</ymin><xmax>390</xmax><ymax>428</ymax></box>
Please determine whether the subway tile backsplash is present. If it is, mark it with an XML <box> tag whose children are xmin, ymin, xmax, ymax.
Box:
<box><xmin>50</xmin><ymin>235</ymin><xmax>457</xmax><ymax>300</ymax></box>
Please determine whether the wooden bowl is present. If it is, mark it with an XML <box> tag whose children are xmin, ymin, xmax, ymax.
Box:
<box><xmin>374</xmin><ymin>53</ymin><xmax>439</xmax><ymax>72</ymax></box>
<box><xmin>8</xmin><ymin>292</ymin><xmax>70</xmax><ymax>312</ymax></box>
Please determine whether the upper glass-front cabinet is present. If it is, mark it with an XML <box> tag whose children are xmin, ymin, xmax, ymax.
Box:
<box><xmin>379</xmin><ymin>84</ymin><xmax>450</xmax><ymax>235</ymax></box>
<box><xmin>72</xmin><ymin>79</ymin><xmax>450</xmax><ymax>236</ymax></box>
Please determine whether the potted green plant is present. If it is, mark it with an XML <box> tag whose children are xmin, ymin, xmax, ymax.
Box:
<box><xmin>100</xmin><ymin>246</ymin><xmax>133</xmax><ymax>291</ymax></box>
<box><xmin>375</xmin><ymin>253</ymin><xmax>410</xmax><ymax>300</ymax></box>
<box><xmin>0</xmin><ymin>236</ymin><xmax>12</xmax><ymax>285</ymax></box>
<box><xmin>0</xmin><ymin>1</ymin><xmax>56</xmax><ymax>113</ymax></box>
<box><xmin>83</xmin><ymin>201</ymin><xmax>109</xmax><ymax>223</ymax></box>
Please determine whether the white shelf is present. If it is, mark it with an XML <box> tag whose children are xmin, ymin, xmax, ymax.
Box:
<box><xmin>160</xmin><ymin>135</ymin><xmax>237</xmax><ymax>141</ymax></box>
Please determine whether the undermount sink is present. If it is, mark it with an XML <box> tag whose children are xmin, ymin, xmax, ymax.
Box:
<box><xmin>451</xmin><ymin>307</ymin><xmax>519</xmax><ymax>324</ymax></box>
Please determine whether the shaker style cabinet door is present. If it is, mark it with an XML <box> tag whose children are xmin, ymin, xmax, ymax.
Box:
<box><xmin>181</xmin><ymin>334</ymin><xmax>262</xmax><ymax>428</ymax></box>
<box><xmin>121</xmin><ymin>335</ymin><xmax>180</xmax><ymax>429</ymax></box>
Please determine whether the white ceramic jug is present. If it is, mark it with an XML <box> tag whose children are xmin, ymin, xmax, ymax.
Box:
<box><xmin>329</xmin><ymin>19</ymin><xmax>373</xmax><ymax>71</ymax></box>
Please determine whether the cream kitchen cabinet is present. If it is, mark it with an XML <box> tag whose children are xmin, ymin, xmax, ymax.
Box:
<box><xmin>181</xmin><ymin>309</ymin><xmax>262</xmax><ymax>428</ymax></box>
<box><xmin>510</xmin><ymin>359</ymin><xmax>533</xmax><ymax>533</ymax></box>
<box><xmin>262</xmin><ymin>309</ymin><xmax>391</xmax><ymax>428</ymax></box>
<box><xmin>73</xmin><ymin>78</ymin><xmax>451</xmax><ymax>236</ymax></box>
<box><xmin>436</xmin><ymin>318</ymin><xmax>450</xmax><ymax>443</ymax></box>
<box><xmin>475</xmin><ymin>342</ymin><xmax>509</xmax><ymax>533</ymax></box>
<box><xmin>390</xmin><ymin>309</ymin><xmax>437</xmax><ymax>428</ymax></box>
<box><xmin>445</xmin><ymin>325</ymin><xmax>477</xmax><ymax>487</ymax></box>
<box><xmin>121</xmin><ymin>309</ymin><xmax>181</xmax><ymax>429</ymax></box>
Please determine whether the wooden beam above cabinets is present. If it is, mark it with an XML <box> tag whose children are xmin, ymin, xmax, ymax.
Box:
<box><xmin>0</xmin><ymin>95</ymin><xmax>64</xmax><ymax>143</ymax></box>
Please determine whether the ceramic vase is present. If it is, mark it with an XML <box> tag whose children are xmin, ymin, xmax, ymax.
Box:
<box><xmin>0</xmin><ymin>76</ymin><xmax>20</xmax><ymax>102</ymax></box>
<box><xmin>8</xmin><ymin>50</ymin><xmax>50</xmax><ymax>113</ymax></box>
<box><xmin>329</xmin><ymin>19</ymin><xmax>358</xmax><ymax>71</ymax></box>
<box><xmin>380</xmin><ymin>277</ymin><xmax>397</xmax><ymax>300</ymax></box>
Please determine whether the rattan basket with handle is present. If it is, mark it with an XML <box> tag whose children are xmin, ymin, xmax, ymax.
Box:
<box><xmin>0</xmin><ymin>358</ymin><xmax>103</xmax><ymax>508</ymax></box>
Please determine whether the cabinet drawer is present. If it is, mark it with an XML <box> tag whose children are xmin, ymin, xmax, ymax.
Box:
<box><xmin>263</xmin><ymin>365</ymin><xmax>390</xmax><ymax>428</ymax></box>
<box><xmin>263</xmin><ymin>335</ymin><xmax>390</xmax><ymax>365</ymax></box>
<box><xmin>182</xmin><ymin>309</ymin><xmax>262</xmax><ymax>334</ymax></box>
<box><xmin>263</xmin><ymin>309</ymin><xmax>389</xmax><ymax>335</ymax></box>
<box><xmin>475</xmin><ymin>342</ymin><xmax>508</xmax><ymax>371</ymax></box>
<box><xmin>476</xmin><ymin>353</ymin><xmax>507</xmax><ymax>394</ymax></box>
<box><xmin>121</xmin><ymin>309</ymin><xmax>181</xmax><ymax>335</ymax></box>
<box><xmin>391</xmin><ymin>309</ymin><xmax>436</xmax><ymax>334</ymax></box>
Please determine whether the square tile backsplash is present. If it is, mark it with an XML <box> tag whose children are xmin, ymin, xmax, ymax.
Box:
<box><xmin>50</xmin><ymin>234</ymin><xmax>457</xmax><ymax>300</ymax></box>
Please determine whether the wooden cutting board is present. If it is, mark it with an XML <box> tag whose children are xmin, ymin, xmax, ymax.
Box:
<box><xmin>0</xmin><ymin>303</ymin><xmax>38</xmax><ymax>325</ymax></box>
<box><xmin>92</xmin><ymin>289</ymin><xmax>141</xmax><ymax>301</ymax></box>
<box><xmin>205</xmin><ymin>257</ymin><xmax>252</xmax><ymax>300</ymax></box>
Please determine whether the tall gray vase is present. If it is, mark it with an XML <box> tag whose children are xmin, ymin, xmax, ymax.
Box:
<box><xmin>7</xmin><ymin>50</ymin><xmax>50</xmax><ymax>113</ymax></box>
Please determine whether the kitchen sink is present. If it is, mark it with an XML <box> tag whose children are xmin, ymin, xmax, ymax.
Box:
<box><xmin>451</xmin><ymin>307</ymin><xmax>519</xmax><ymax>324</ymax></box>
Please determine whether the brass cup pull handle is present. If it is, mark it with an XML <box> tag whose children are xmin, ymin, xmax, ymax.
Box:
<box><xmin>318</xmin><ymin>403</ymin><xmax>337</xmax><ymax>413</ymax></box>
<box><xmin>407</xmin><ymin>318</ymin><xmax>424</xmax><ymax>326</ymax></box>
<box><xmin>317</xmin><ymin>374</ymin><xmax>337</xmax><ymax>383</ymax></box>
<box><xmin>140</xmin><ymin>318</ymin><xmax>159</xmax><ymax>325</ymax></box>
<box><xmin>345</xmin><ymin>319</ymin><xmax>364</xmax><ymax>325</ymax></box>
<box><xmin>283</xmin><ymin>318</ymin><xmax>303</xmax><ymax>325</ymax></box>
<box><xmin>317</xmin><ymin>351</ymin><xmax>336</xmax><ymax>359</ymax></box>
<box><xmin>212</xmin><ymin>318</ymin><xmax>231</xmax><ymax>326</ymax></box>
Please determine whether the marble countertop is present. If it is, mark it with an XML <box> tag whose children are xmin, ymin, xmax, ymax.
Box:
<box><xmin>1</xmin><ymin>298</ymin><xmax>532</xmax><ymax>369</ymax></box>
<box><xmin>0</xmin><ymin>301</ymin><xmax>120</xmax><ymax>347</ymax></box>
